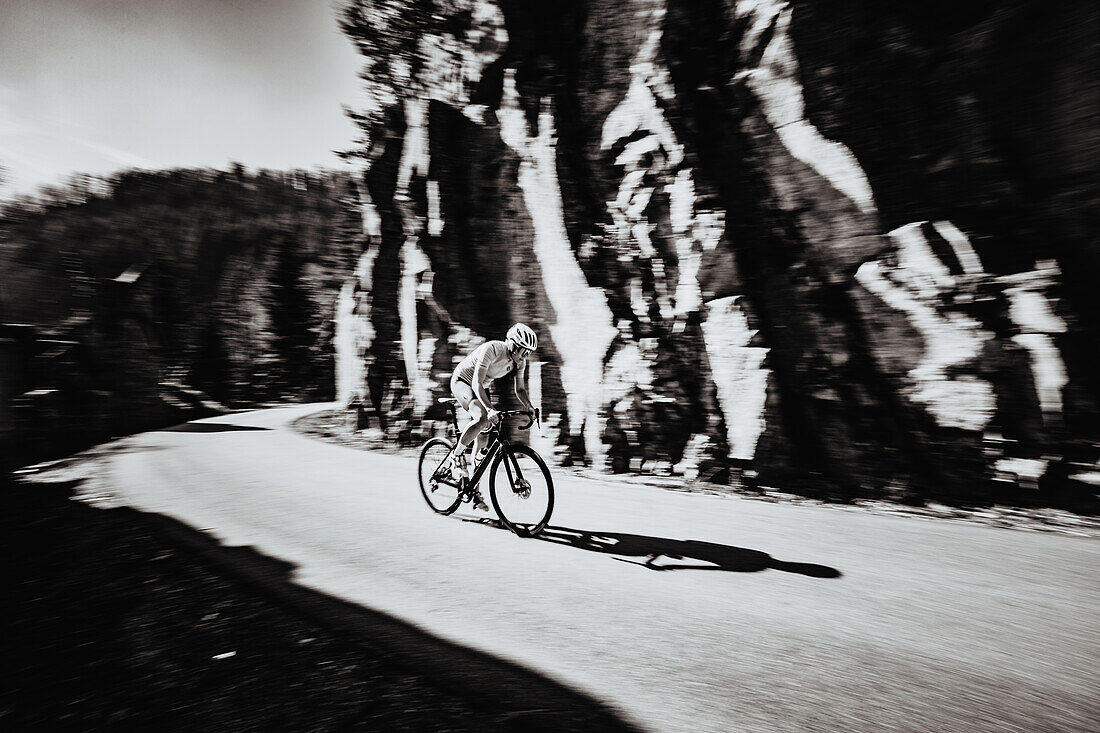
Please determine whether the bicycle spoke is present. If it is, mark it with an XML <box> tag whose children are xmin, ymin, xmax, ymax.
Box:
<box><xmin>418</xmin><ymin>438</ymin><xmax>462</xmax><ymax>515</ymax></box>
<box><xmin>489</xmin><ymin>445</ymin><xmax>554</xmax><ymax>536</ymax></box>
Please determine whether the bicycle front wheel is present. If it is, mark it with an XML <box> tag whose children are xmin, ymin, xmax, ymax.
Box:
<box><xmin>489</xmin><ymin>444</ymin><xmax>554</xmax><ymax>537</ymax></box>
<box><xmin>418</xmin><ymin>437</ymin><xmax>462</xmax><ymax>515</ymax></box>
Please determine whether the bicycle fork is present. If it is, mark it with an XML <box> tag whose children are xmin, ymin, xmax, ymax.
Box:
<box><xmin>498</xmin><ymin>446</ymin><xmax>530</xmax><ymax>496</ymax></box>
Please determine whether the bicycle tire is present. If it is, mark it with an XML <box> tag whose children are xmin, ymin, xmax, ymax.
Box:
<box><xmin>418</xmin><ymin>437</ymin><xmax>463</xmax><ymax>515</ymax></box>
<box><xmin>488</xmin><ymin>443</ymin><xmax>554</xmax><ymax>537</ymax></box>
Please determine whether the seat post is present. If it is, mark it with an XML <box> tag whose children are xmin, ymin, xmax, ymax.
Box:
<box><xmin>437</xmin><ymin>397</ymin><xmax>462</xmax><ymax>439</ymax></box>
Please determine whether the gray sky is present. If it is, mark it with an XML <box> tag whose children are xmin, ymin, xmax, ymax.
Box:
<box><xmin>0</xmin><ymin>0</ymin><xmax>365</xmax><ymax>198</ymax></box>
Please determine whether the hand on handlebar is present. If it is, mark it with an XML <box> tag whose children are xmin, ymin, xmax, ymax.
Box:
<box><xmin>486</xmin><ymin>408</ymin><xmax>501</xmax><ymax>425</ymax></box>
<box><xmin>518</xmin><ymin>407</ymin><xmax>539</xmax><ymax>430</ymax></box>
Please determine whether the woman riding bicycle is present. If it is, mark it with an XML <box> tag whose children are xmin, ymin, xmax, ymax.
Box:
<box><xmin>448</xmin><ymin>323</ymin><xmax>538</xmax><ymax>492</ymax></box>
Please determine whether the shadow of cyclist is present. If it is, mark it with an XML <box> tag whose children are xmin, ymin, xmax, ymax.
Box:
<box><xmin>534</xmin><ymin>526</ymin><xmax>841</xmax><ymax>577</ymax></box>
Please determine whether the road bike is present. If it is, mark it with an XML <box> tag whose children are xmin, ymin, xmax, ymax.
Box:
<box><xmin>417</xmin><ymin>399</ymin><xmax>554</xmax><ymax>537</ymax></box>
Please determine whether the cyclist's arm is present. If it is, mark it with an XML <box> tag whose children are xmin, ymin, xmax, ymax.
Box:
<box><xmin>513</xmin><ymin>361</ymin><xmax>532</xmax><ymax>412</ymax></box>
<box><xmin>471</xmin><ymin>351</ymin><xmax>495</xmax><ymax>415</ymax></box>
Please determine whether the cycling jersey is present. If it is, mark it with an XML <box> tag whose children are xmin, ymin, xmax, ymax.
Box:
<box><xmin>453</xmin><ymin>340</ymin><xmax>525</xmax><ymax>388</ymax></box>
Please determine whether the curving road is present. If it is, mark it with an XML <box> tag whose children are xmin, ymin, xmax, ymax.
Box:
<box><xmin>57</xmin><ymin>405</ymin><xmax>1099</xmax><ymax>731</ymax></box>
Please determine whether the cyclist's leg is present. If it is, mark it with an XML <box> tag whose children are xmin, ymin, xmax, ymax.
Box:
<box><xmin>459</xmin><ymin>407</ymin><xmax>491</xmax><ymax>454</ymax></box>
<box><xmin>450</xmin><ymin>375</ymin><xmax>486</xmax><ymax>455</ymax></box>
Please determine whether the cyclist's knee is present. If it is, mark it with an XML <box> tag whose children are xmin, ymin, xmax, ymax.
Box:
<box><xmin>450</xmin><ymin>377</ymin><xmax>475</xmax><ymax>408</ymax></box>
<box><xmin>462</xmin><ymin>408</ymin><xmax>489</xmax><ymax>437</ymax></box>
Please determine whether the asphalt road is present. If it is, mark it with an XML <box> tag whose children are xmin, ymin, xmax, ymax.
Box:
<box><xmin>58</xmin><ymin>405</ymin><xmax>1100</xmax><ymax>732</ymax></box>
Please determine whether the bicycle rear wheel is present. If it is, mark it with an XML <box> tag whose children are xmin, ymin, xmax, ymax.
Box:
<box><xmin>489</xmin><ymin>444</ymin><xmax>554</xmax><ymax>537</ymax></box>
<box><xmin>418</xmin><ymin>437</ymin><xmax>462</xmax><ymax>515</ymax></box>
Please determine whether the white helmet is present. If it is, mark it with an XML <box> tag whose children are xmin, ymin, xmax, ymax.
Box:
<box><xmin>506</xmin><ymin>322</ymin><xmax>538</xmax><ymax>351</ymax></box>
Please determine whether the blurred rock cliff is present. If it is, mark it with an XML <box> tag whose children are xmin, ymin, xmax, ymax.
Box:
<box><xmin>333</xmin><ymin>0</ymin><xmax>1099</xmax><ymax>505</ymax></box>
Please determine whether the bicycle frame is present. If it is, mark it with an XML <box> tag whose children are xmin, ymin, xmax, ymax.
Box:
<box><xmin>433</xmin><ymin>407</ymin><xmax>533</xmax><ymax>492</ymax></box>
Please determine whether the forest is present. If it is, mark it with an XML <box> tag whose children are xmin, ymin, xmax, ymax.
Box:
<box><xmin>0</xmin><ymin>167</ymin><xmax>364</xmax><ymax>465</ymax></box>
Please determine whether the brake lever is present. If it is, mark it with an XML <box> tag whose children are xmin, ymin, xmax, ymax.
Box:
<box><xmin>518</xmin><ymin>408</ymin><xmax>539</xmax><ymax>431</ymax></box>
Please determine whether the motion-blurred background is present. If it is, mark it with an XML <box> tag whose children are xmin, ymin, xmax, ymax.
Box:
<box><xmin>2</xmin><ymin>0</ymin><xmax>1097</xmax><ymax>510</ymax></box>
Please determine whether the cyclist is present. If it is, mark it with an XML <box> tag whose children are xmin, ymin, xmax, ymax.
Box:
<box><xmin>448</xmin><ymin>323</ymin><xmax>538</xmax><ymax>502</ymax></box>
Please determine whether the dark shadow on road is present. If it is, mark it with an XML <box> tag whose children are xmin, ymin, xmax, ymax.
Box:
<box><xmin>163</xmin><ymin>423</ymin><xmax>271</xmax><ymax>433</ymax></box>
<box><xmin>467</xmin><ymin>520</ymin><xmax>841</xmax><ymax>577</ymax></box>
<box><xmin>5</xmin><ymin>478</ymin><xmax>638</xmax><ymax>732</ymax></box>
<box><xmin>13</xmin><ymin>440</ymin><xmax>168</xmax><ymax>475</ymax></box>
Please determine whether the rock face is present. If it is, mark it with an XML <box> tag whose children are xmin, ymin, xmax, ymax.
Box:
<box><xmin>337</xmin><ymin>0</ymin><xmax>1098</xmax><ymax>504</ymax></box>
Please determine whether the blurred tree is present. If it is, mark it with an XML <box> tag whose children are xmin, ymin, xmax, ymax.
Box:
<box><xmin>1</xmin><ymin>167</ymin><xmax>363</xmax><ymax>446</ymax></box>
<box><xmin>270</xmin><ymin>230</ymin><xmax>316</xmax><ymax>394</ymax></box>
<box><xmin>338</xmin><ymin>0</ymin><xmax>488</xmax><ymax>159</ymax></box>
